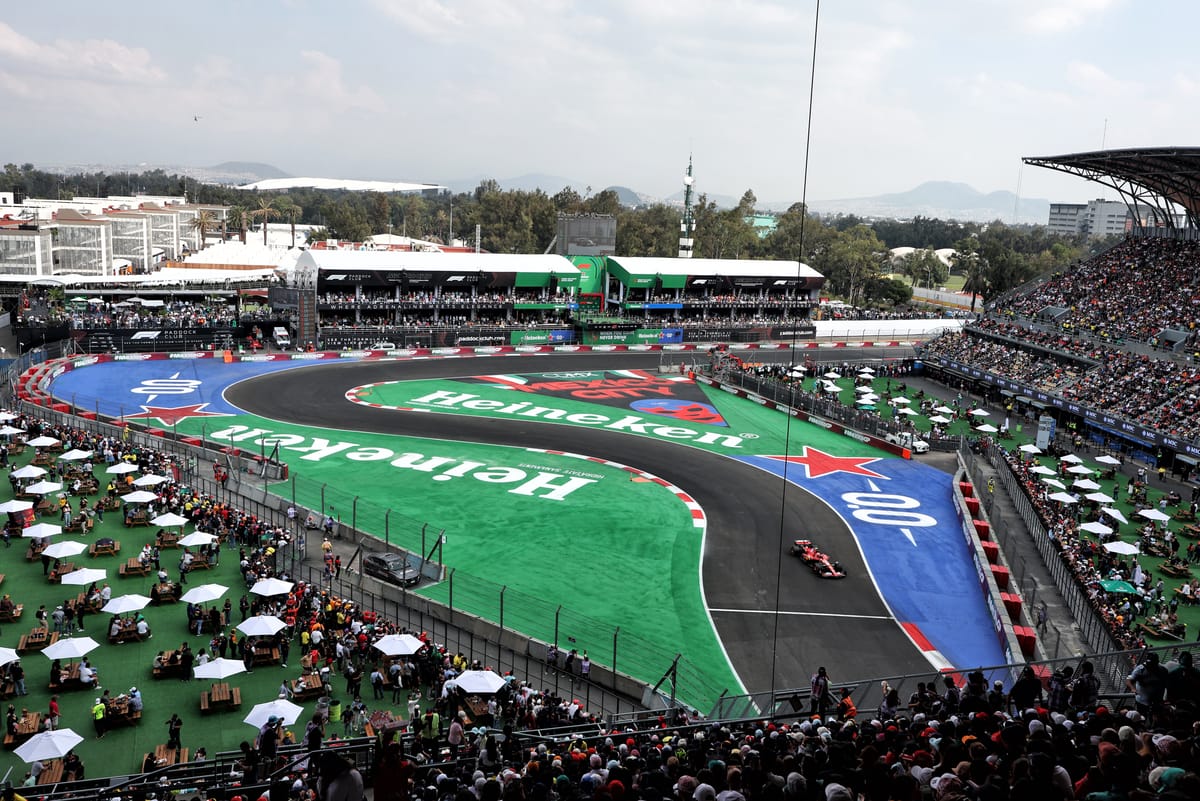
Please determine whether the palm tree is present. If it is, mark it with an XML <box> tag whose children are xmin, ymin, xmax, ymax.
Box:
<box><xmin>279</xmin><ymin>202</ymin><xmax>303</xmax><ymax>248</ymax></box>
<box><xmin>227</xmin><ymin>205</ymin><xmax>249</xmax><ymax>243</ymax></box>
<box><xmin>249</xmin><ymin>197</ymin><xmax>280</xmax><ymax>246</ymax></box>
<box><xmin>952</xmin><ymin>248</ymin><xmax>988</xmax><ymax>311</ymax></box>
<box><xmin>188</xmin><ymin>209</ymin><xmax>217</xmax><ymax>252</ymax></box>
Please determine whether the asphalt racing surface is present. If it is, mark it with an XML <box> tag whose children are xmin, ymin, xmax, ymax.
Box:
<box><xmin>225</xmin><ymin>351</ymin><xmax>934</xmax><ymax>695</ymax></box>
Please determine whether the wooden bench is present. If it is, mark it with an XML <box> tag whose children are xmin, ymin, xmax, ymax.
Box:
<box><xmin>25</xmin><ymin>546</ymin><xmax>46</xmax><ymax>562</ymax></box>
<box><xmin>88</xmin><ymin>540</ymin><xmax>119</xmax><ymax>557</ymax></box>
<box><xmin>199</xmin><ymin>685</ymin><xmax>242</xmax><ymax>713</ymax></box>
<box><xmin>123</xmin><ymin>511</ymin><xmax>150</xmax><ymax>527</ymax></box>
<box><xmin>65</xmin><ymin>517</ymin><xmax>95</xmax><ymax>535</ymax></box>
<box><xmin>119</xmin><ymin>558</ymin><xmax>151</xmax><ymax>577</ymax></box>
<box><xmin>154</xmin><ymin>744</ymin><xmax>188</xmax><ymax>765</ymax></box>
<box><xmin>0</xmin><ymin>605</ymin><xmax>24</xmax><ymax>624</ymax></box>
<box><xmin>36</xmin><ymin>758</ymin><xmax>63</xmax><ymax>785</ymax></box>
<box><xmin>17</xmin><ymin>630</ymin><xmax>58</xmax><ymax>653</ymax></box>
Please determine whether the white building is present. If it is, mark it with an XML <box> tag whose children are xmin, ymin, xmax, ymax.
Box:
<box><xmin>1046</xmin><ymin>199</ymin><xmax>1156</xmax><ymax>238</ymax></box>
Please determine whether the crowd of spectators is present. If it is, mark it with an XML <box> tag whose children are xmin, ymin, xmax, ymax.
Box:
<box><xmin>994</xmin><ymin>238</ymin><xmax>1200</xmax><ymax>345</ymax></box>
<box><xmin>918</xmin><ymin>330</ymin><xmax>1086</xmax><ymax>393</ymax></box>
<box><xmin>18</xmin><ymin>297</ymin><xmax>239</xmax><ymax>329</ymax></box>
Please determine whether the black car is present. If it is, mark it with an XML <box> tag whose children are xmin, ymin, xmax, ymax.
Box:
<box><xmin>362</xmin><ymin>552</ymin><xmax>421</xmax><ymax>587</ymax></box>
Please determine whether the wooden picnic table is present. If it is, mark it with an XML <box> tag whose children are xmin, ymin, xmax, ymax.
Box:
<box><xmin>108</xmin><ymin>620</ymin><xmax>141</xmax><ymax>644</ymax></box>
<box><xmin>123</xmin><ymin>509</ymin><xmax>151</xmax><ymax>527</ymax></box>
<box><xmin>199</xmin><ymin>682</ymin><xmax>242</xmax><ymax>712</ymax></box>
<box><xmin>48</xmin><ymin>661</ymin><xmax>82</xmax><ymax>691</ymax></box>
<box><xmin>155</xmin><ymin>531</ymin><xmax>180</xmax><ymax>548</ymax></box>
<box><xmin>120</xmin><ymin>557</ymin><xmax>151</xmax><ymax>577</ymax></box>
<box><xmin>105</xmin><ymin>697</ymin><xmax>142</xmax><ymax>727</ymax></box>
<box><xmin>4</xmin><ymin>711</ymin><xmax>43</xmax><ymax>748</ymax></box>
<box><xmin>154</xmin><ymin>744</ymin><xmax>188</xmax><ymax>765</ymax></box>
<box><xmin>36</xmin><ymin>758</ymin><xmax>64</xmax><ymax>785</ymax></box>
<box><xmin>17</xmin><ymin>628</ymin><xmax>58</xmax><ymax>653</ymax></box>
<box><xmin>89</xmin><ymin>539</ymin><xmax>120</xmax><ymax>557</ymax></box>
<box><xmin>47</xmin><ymin>562</ymin><xmax>76</xmax><ymax>583</ymax></box>
<box><xmin>153</xmin><ymin>651</ymin><xmax>187</xmax><ymax>680</ymax></box>
<box><xmin>0</xmin><ymin>604</ymin><xmax>24</xmax><ymax>624</ymax></box>
<box><xmin>252</xmin><ymin>644</ymin><xmax>281</xmax><ymax>666</ymax></box>
<box><xmin>150</xmin><ymin>582</ymin><xmax>180</xmax><ymax>604</ymax></box>
<box><xmin>290</xmin><ymin>673</ymin><xmax>325</xmax><ymax>700</ymax></box>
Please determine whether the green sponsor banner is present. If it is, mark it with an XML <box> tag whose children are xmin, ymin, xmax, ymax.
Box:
<box><xmin>510</xmin><ymin>330</ymin><xmax>552</xmax><ymax>345</ymax></box>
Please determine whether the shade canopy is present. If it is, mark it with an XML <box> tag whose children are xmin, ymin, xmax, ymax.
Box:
<box><xmin>106</xmin><ymin>463</ymin><xmax>139</xmax><ymax>474</ymax></box>
<box><xmin>60</xmin><ymin>567</ymin><xmax>106</xmax><ymax>585</ymax></box>
<box><xmin>1099</xmin><ymin>579</ymin><xmax>1138</xmax><ymax>594</ymax></box>
<box><xmin>179</xmin><ymin>583</ymin><xmax>230</xmax><ymax>604</ymax></box>
<box><xmin>0</xmin><ymin>646</ymin><xmax>20</xmax><ymax>666</ymax></box>
<box><xmin>23</xmin><ymin>480</ymin><xmax>62</xmax><ymax>495</ymax></box>
<box><xmin>1019</xmin><ymin>444</ymin><xmax>1042</xmax><ymax>454</ymax></box>
<box><xmin>1060</xmin><ymin>454</ymin><xmax>1084</xmax><ymax>463</ymax></box>
<box><xmin>25</xmin><ymin>436</ymin><xmax>60</xmax><ymax>448</ymax></box>
<box><xmin>451</xmin><ymin>670</ymin><xmax>508</xmax><ymax>694</ymax></box>
<box><xmin>1029</xmin><ymin>465</ymin><xmax>1056</xmax><ymax>476</ymax></box>
<box><xmin>372</xmin><ymin>633</ymin><xmax>426</xmax><ymax>657</ymax></box>
<box><xmin>243</xmin><ymin>699</ymin><xmax>305</xmax><ymax>728</ymax></box>
<box><xmin>1066</xmin><ymin>465</ymin><xmax>1094</xmax><ymax>475</ymax></box>
<box><xmin>133</xmin><ymin>474</ymin><xmax>169</xmax><ymax>487</ymax></box>
<box><xmin>1101</xmin><ymin>507</ymin><xmax>1130</xmax><ymax>525</ymax></box>
<box><xmin>1073</xmin><ymin>479</ymin><xmax>1101</xmax><ymax>490</ymax></box>
<box><xmin>42</xmin><ymin>636</ymin><xmax>101</xmax><ymax>660</ymax></box>
<box><xmin>14</xmin><ymin>729</ymin><xmax>83</xmax><ymax>763</ymax></box>
<box><xmin>969</xmin><ymin>409</ymin><xmax>990</xmax><ymax>417</ymax></box>
<box><xmin>1138</xmin><ymin>508</ymin><xmax>1171</xmax><ymax>522</ymax></box>
<box><xmin>928</xmin><ymin>415</ymin><xmax>951</xmax><ymax>424</ymax></box>
<box><xmin>58</xmin><ymin>449</ymin><xmax>94</xmax><ymax>462</ymax></box>
<box><xmin>1079</xmin><ymin>521</ymin><xmax>1114</xmax><ymax>536</ymax></box>
<box><xmin>42</xmin><ymin>541</ymin><xmax>87</xmax><ymax>559</ymax></box>
<box><xmin>237</xmin><ymin>615</ymin><xmax>287</xmax><ymax>637</ymax></box>
<box><xmin>21</xmin><ymin>522</ymin><xmax>60</xmax><ymax>538</ymax></box>
<box><xmin>178</xmin><ymin>531</ymin><xmax>216</xmax><ymax>547</ymax></box>
<box><xmin>1048</xmin><ymin>492</ymin><xmax>1078</xmax><ymax>504</ymax></box>
<box><xmin>11</xmin><ymin>465</ymin><xmax>47</xmax><ymax>479</ymax></box>
<box><xmin>1095</xmin><ymin>455</ymin><xmax>1122</xmax><ymax>465</ymax></box>
<box><xmin>1085</xmin><ymin>492</ymin><xmax>1116</xmax><ymax>504</ymax></box>
<box><xmin>1041</xmin><ymin>478</ymin><xmax>1066</xmax><ymax>490</ymax></box>
<box><xmin>151</xmin><ymin>512</ymin><xmax>190</xmax><ymax>527</ymax></box>
<box><xmin>120</xmin><ymin>490</ymin><xmax>158</xmax><ymax>504</ymax></box>
<box><xmin>101</xmin><ymin>594</ymin><xmax>152</xmax><ymax>615</ymax></box>
<box><xmin>194</xmin><ymin>658</ymin><xmax>248</xmax><ymax>680</ymax></box>
<box><xmin>1103</xmin><ymin>541</ymin><xmax>1140</xmax><ymax>556</ymax></box>
<box><xmin>250</xmin><ymin>578</ymin><xmax>294</xmax><ymax>597</ymax></box>
<box><xmin>975</xmin><ymin>424</ymin><xmax>998</xmax><ymax>433</ymax></box>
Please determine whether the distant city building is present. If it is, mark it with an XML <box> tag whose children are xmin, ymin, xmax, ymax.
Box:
<box><xmin>554</xmin><ymin>214</ymin><xmax>616</xmax><ymax>257</ymax></box>
<box><xmin>1046</xmin><ymin>198</ymin><xmax>1158</xmax><ymax>238</ymax></box>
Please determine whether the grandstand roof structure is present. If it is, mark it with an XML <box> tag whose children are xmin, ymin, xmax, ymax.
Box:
<box><xmin>1023</xmin><ymin>147</ymin><xmax>1200</xmax><ymax>228</ymax></box>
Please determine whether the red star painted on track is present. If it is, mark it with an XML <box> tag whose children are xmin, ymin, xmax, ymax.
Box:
<box><xmin>127</xmin><ymin>403</ymin><xmax>229</xmax><ymax>427</ymax></box>
<box><xmin>773</xmin><ymin>447</ymin><xmax>887</xmax><ymax>480</ymax></box>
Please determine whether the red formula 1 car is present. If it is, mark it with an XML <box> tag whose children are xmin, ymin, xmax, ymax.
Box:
<box><xmin>789</xmin><ymin>539</ymin><xmax>847</xmax><ymax>579</ymax></box>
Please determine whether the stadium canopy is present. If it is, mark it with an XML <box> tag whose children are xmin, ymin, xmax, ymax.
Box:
<box><xmin>1022</xmin><ymin>147</ymin><xmax>1200</xmax><ymax>228</ymax></box>
<box><xmin>238</xmin><ymin>177</ymin><xmax>445</xmax><ymax>193</ymax></box>
<box><xmin>293</xmin><ymin>249</ymin><xmax>580</xmax><ymax>289</ymax></box>
<box><xmin>604</xmin><ymin>256</ymin><xmax>823</xmax><ymax>290</ymax></box>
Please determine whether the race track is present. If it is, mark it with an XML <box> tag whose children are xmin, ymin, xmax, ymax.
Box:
<box><xmin>225</xmin><ymin>351</ymin><xmax>934</xmax><ymax>694</ymax></box>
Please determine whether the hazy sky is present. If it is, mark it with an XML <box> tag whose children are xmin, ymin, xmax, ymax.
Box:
<box><xmin>2</xmin><ymin>0</ymin><xmax>1194</xmax><ymax>204</ymax></box>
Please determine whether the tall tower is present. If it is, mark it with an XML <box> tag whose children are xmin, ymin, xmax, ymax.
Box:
<box><xmin>678</xmin><ymin>155</ymin><xmax>695</xmax><ymax>258</ymax></box>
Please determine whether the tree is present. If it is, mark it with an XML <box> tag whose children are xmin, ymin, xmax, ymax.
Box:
<box><xmin>188</xmin><ymin>210</ymin><xmax>217</xmax><ymax>252</ymax></box>
<box><xmin>950</xmin><ymin>241</ymin><xmax>987</xmax><ymax>311</ymax></box>
<box><xmin>863</xmin><ymin>276</ymin><xmax>913</xmax><ymax>306</ymax></box>
<box><xmin>368</xmin><ymin>193</ymin><xmax>391</xmax><ymax>235</ymax></box>
<box><xmin>249</xmin><ymin>197</ymin><xmax>279</xmax><ymax>245</ymax></box>
<box><xmin>278</xmin><ymin>201</ymin><xmax>303</xmax><ymax>248</ymax></box>
<box><xmin>816</xmin><ymin>225</ymin><xmax>888</xmax><ymax>307</ymax></box>
<box><xmin>227</xmin><ymin>206</ymin><xmax>249</xmax><ymax>243</ymax></box>
<box><xmin>552</xmin><ymin>186</ymin><xmax>583</xmax><ymax>213</ymax></box>
<box><xmin>898</xmin><ymin>248</ymin><xmax>948</xmax><ymax>289</ymax></box>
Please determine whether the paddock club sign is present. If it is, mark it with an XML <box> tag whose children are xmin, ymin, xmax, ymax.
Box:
<box><xmin>319</xmin><ymin>270</ymin><xmax>503</xmax><ymax>288</ymax></box>
<box><xmin>933</xmin><ymin>356</ymin><xmax>1200</xmax><ymax>458</ymax></box>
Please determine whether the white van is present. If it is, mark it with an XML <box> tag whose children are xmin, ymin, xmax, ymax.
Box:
<box><xmin>885</xmin><ymin>431</ymin><xmax>930</xmax><ymax>453</ymax></box>
<box><xmin>272</xmin><ymin>327</ymin><xmax>291</xmax><ymax>349</ymax></box>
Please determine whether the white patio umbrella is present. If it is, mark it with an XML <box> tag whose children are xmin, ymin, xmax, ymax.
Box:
<box><xmin>194</xmin><ymin>658</ymin><xmax>248</xmax><ymax>680</ymax></box>
<box><xmin>237</xmin><ymin>615</ymin><xmax>287</xmax><ymax>637</ymax></box>
<box><xmin>928</xmin><ymin>415</ymin><xmax>951</xmax><ymax>424</ymax></box>
<box><xmin>452</xmin><ymin>670</ymin><xmax>508</xmax><ymax>695</ymax></box>
<box><xmin>0</xmin><ymin>499</ymin><xmax>34</xmax><ymax>515</ymax></box>
<box><xmin>42</xmin><ymin>636</ymin><xmax>100</xmax><ymax>660</ymax></box>
<box><xmin>1019</xmin><ymin>444</ymin><xmax>1042</xmax><ymax>454</ymax></box>
<box><xmin>855</xmin><ymin>386</ymin><xmax>874</xmax><ymax>394</ymax></box>
<box><xmin>1073</xmin><ymin>479</ymin><xmax>1102</xmax><ymax>491</ymax></box>
<box><xmin>25</xmin><ymin>436</ymin><xmax>60</xmax><ymax>448</ymax></box>
<box><xmin>0</xmin><ymin>425</ymin><xmax>25</xmax><ymax>436</ymax></box>
<box><xmin>1060</xmin><ymin>454</ymin><xmax>1084</xmax><ymax>463</ymax></box>
<box><xmin>14</xmin><ymin>728</ymin><xmax>84</xmax><ymax>763</ymax></box>
<box><xmin>934</xmin><ymin>406</ymin><xmax>954</xmax><ymax>414</ymax></box>
<box><xmin>11</xmin><ymin>464</ymin><xmax>47</xmax><ymax>479</ymax></box>
<box><xmin>1101</xmin><ymin>507</ymin><xmax>1130</xmax><ymax>525</ymax></box>
<box><xmin>0</xmin><ymin>412</ymin><xmax>17</xmax><ymax>422</ymax></box>
<box><xmin>120</xmin><ymin>490</ymin><xmax>158</xmax><ymax>504</ymax></box>
<box><xmin>895</xmin><ymin>407</ymin><xmax>918</xmax><ymax>415</ymax></box>
<box><xmin>1048</xmin><ymin>492</ymin><xmax>1078</xmax><ymax>504</ymax></box>
<box><xmin>1029</xmin><ymin>465</ymin><xmax>1057</xmax><ymax>475</ymax></box>
<box><xmin>858</xmin><ymin>367</ymin><xmax>875</xmax><ymax>374</ymax></box>
<box><xmin>106</xmin><ymin>463</ymin><xmax>139</xmax><ymax>475</ymax></box>
<box><xmin>101</xmin><ymin>594</ymin><xmax>152</xmax><ymax>615</ymax></box>
<box><xmin>42</xmin><ymin>541</ymin><xmax>87</xmax><ymax>559</ymax></box>
<box><xmin>60</xmin><ymin>567</ymin><xmax>106</xmax><ymax>586</ymax></box>
<box><xmin>1138</xmin><ymin>508</ymin><xmax>1172</xmax><ymax>522</ymax></box>
<box><xmin>150</xmin><ymin>512</ymin><xmax>190</xmax><ymax>527</ymax></box>
<box><xmin>58</xmin><ymin>449</ymin><xmax>93</xmax><ymax>462</ymax></box>
<box><xmin>179</xmin><ymin>584</ymin><xmax>230</xmax><ymax>604</ymax></box>
<box><xmin>823</xmin><ymin>372</ymin><xmax>841</xmax><ymax>379</ymax></box>
<box><xmin>975</xmin><ymin>424</ymin><xmax>999</xmax><ymax>433</ymax></box>
<box><xmin>21</xmin><ymin>521</ymin><xmax>59</xmax><ymax>538</ymax></box>
<box><xmin>250</xmin><ymin>578</ymin><xmax>294</xmax><ymax>597</ymax></box>
<box><xmin>1041</xmin><ymin>478</ymin><xmax>1067</xmax><ymax>490</ymax></box>
<box><xmin>969</xmin><ymin>409</ymin><xmax>990</xmax><ymax>417</ymax></box>
<box><xmin>1066</xmin><ymin>465</ymin><xmax>1095</xmax><ymax>475</ymax></box>
<box><xmin>178</xmin><ymin>531</ymin><xmax>216</xmax><ymax>547</ymax></box>
<box><xmin>22</xmin><ymin>480</ymin><xmax>62</xmax><ymax>495</ymax></box>
<box><xmin>1080</xmin><ymin>521</ymin><xmax>1114</xmax><ymax>536</ymax></box>
<box><xmin>372</xmin><ymin>633</ymin><xmax>426</xmax><ymax>657</ymax></box>
<box><xmin>1103</xmin><ymin>541</ymin><xmax>1141</xmax><ymax>556</ymax></box>
<box><xmin>1096</xmin><ymin>455</ymin><xmax>1122</xmax><ymax>465</ymax></box>
<box><xmin>1086</xmin><ymin>492</ymin><xmax>1116</xmax><ymax>504</ymax></box>
<box><xmin>891</xmin><ymin>396</ymin><xmax>912</xmax><ymax>405</ymax></box>
<box><xmin>243</xmin><ymin>699</ymin><xmax>305</xmax><ymax>728</ymax></box>
<box><xmin>133</xmin><ymin>474</ymin><xmax>169</xmax><ymax>487</ymax></box>
<box><xmin>0</xmin><ymin>646</ymin><xmax>19</xmax><ymax>667</ymax></box>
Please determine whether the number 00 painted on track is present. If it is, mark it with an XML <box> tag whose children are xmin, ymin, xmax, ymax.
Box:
<box><xmin>842</xmin><ymin>492</ymin><xmax>938</xmax><ymax>527</ymax></box>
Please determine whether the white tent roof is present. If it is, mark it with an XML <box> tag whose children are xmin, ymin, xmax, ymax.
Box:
<box><xmin>295</xmin><ymin>249</ymin><xmax>577</xmax><ymax>275</ymax></box>
<box><xmin>238</xmin><ymin>177</ymin><xmax>445</xmax><ymax>193</ymax></box>
<box><xmin>183</xmin><ymin>242</ymin><xmax>302</xmax><ymax>270</ymax></box>
<box><xmin>606</xmin><ymin>256</ymin><xmax>820</xmax><ymax>279</ymax></box>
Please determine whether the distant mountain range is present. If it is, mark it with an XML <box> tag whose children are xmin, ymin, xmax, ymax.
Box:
<box><xmin>33</xmin><ymin>161</ymin><xmax>1053</xmax><ymax>223</ymax></box>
